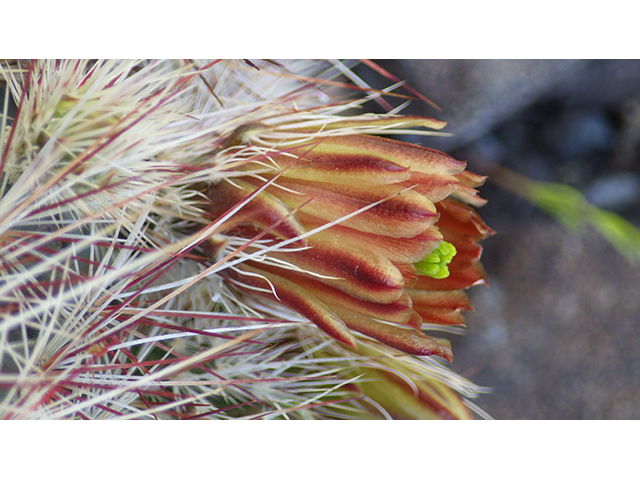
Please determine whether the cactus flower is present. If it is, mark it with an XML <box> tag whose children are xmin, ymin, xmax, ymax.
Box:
<box><xmin>1</xmin><ymin>59</ymin><xmax>493</xmax><ymax>419</ymax></box>
<box><xmin>206</xmin><ymin>125</ymin><xmax>493</xmax><ymax>363</ymax></box>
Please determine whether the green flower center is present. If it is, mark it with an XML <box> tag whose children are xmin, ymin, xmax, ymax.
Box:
<box><xmin>414</xmin><ymin>241</ymin><xmax>456</xmax><ymax>279</ymax></box>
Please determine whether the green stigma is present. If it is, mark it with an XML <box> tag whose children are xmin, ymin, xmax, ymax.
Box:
<box><xmin>414</xmin><ymin>241</ymin><xmax>457</xmax><ymax>279</ymax></box>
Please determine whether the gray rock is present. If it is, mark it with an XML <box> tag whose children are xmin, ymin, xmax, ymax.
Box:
<box><xmin>451</xmin><ymin>218</ymin><xmax>640</xmax><ymax>419</ymax></box>
<box><xmin>373</xmin><ymin>60</ymin><xmax>587</xmax><ymax>151</ymax></box>
<box><xmin>543</xmin><ymin>109</ymin><xmax>616</xmax><ymax>159</ymax></box>
<box><xmin>585</xmin><ymin>172</ymin><xmax>640</xmax><ymax>210</ymax></box>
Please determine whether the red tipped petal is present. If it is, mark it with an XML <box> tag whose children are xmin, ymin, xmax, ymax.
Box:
<box><xmin>456</xmin><ymin>170</ymin><xmax>487</xmax><ymax>188</ymax></box>
<box><xmin>407</xmin><ymin>289</ymin><xmax>473</xmax><ymax>310</ymax></box>
<box><xmin>206</xmin><ymin>180</ymin><xmax>307</xmax><ymax>244</ymax></box>
<box><xmin>248</xmin><ymin>262</ymin><xmax>415</xmax><ymax>325</ymax></box>
<box><xmin>266</xmin><ymin>230</ymin><xmax>405</xmax><ymax>304</ymax></box>
<box><xmin>408</xmin><ymin>290</ymin><xmax>473</xmax><ymax>326</ymax></box>
<box><xmin>275</xmin><ymin>149</ymin><xmax>412</xmax><ymax>185</ymax></box>
<box><xmin>399</xmin><ymin>172</ymin><xmax>461</xmax><ymax>203</ymax></box>
<box><xmin>299</xmin><ymin>213</ymin><xmax>443</xmax><ymax>264</ymax></box>
<box><xmin>255</xmin><ymin>176</ymin><xmax>439</xmax><ymax>238</ymax></box>
<box><xmin>336</xmin><ymin>309</ymin><xmax>454</xmax><ymax>362</ymax></box>
<box><xmin>414</xmin><ymin>307</ymin><xmax>467</xmax><ymax>326</ymax></box>
<box><xmin>304</xmin><ymin>135</ymin><xmax>466</xmax><ymax>176</ymax></box>
<box><xmin>436</xmin><ymin>198</ymin><xmax>495</xmax><ymax>242</ymax></box>
<box><xmin>224</xmin><ymin>264</ymin><xmax>357</xmax><ymax>347</ymax></box>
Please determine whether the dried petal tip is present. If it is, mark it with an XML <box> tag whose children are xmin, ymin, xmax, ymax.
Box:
<box><xmin>415</xmin><ymin>241</ymin><xmax>457</xmax><ymax>279</ymax></box>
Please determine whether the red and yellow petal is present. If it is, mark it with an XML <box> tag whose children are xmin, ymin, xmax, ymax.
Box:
<box><xmin>223</xmin><ymin>263</ymin><xmax>357</xmax><ymax>347</ymax></box>
<box><xmin>273</xmin><ymin>147</ymin><xmax>413</xmax><ymax>186</ymax></box>
<box><xmin>333</xmin><ymin>306</ymin><xmax>454</xmax><ymax>362</ymax></box>
<box><xmin>206</xmin><ymin>179</ymin><xmax>307</xmax><ymax>244</ymax></box>
<box><xmin>264</xmin><ymin>229</ymin><xmax>406</xmax><ymax>304</ymax></box>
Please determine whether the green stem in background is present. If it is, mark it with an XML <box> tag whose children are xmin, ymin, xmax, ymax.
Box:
<box><xmin>491</xmin><ymin>165</ymin><xmax>640</xmax><ymax>263</ymax></box>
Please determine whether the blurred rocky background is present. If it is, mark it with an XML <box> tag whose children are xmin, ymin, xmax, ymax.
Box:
<box><xmin>355</xmin><ymin>60</ymin><xmax>640</xmax><ymax>419</ymax></box>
